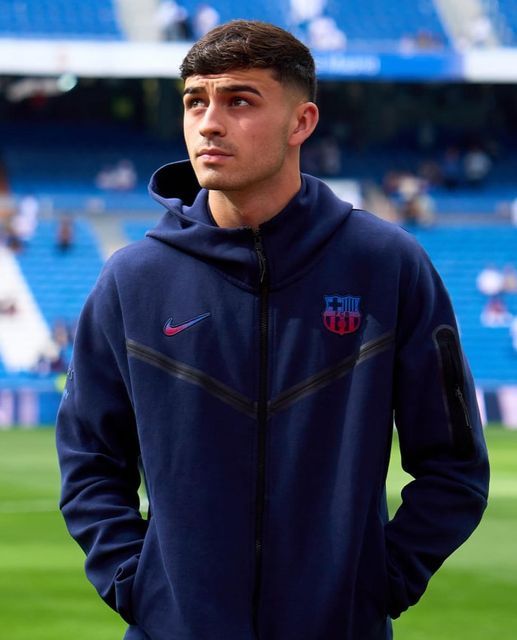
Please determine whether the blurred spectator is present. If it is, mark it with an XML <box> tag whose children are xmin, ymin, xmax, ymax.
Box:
<box><xmin>400</xmin><ymin>192</ymin><xmax>435</xmax><ymax>228</ymax></box>
<box><xmin>382</xmin><ymin>170</ymin><xmax>402</xmax><ymax>199</ymax></box>
<box><xmin>510</xmin><ymin>317</ymin><xmax>517</xmax><ymax>352</ymax></box>
<box><xmin>476</xmin><ymin>264</ymin><xmax>504</xmax><ymax>298</ymax></box>
<box><xmin>441</xmin><ymin>146</ymin><xmax>462</xmax><ymax>190</ymax></box>
<box><xmin>33</xmin><ymin>318</ymin><xmax>75</xmax><ymax>377</ymax></box>
<box><xmin>289</xmin><ymin>0</ymin><xmax>346</xmax><ymax>51</ymax></box>
<box><xmin>12</xmin><ymin>194</ymin><xmax>39</xmax><ymax>244</ymax></box>
<box><xmin>96</xmin><ymin>159</ymin><xmax>137</xmax><ymax>191</ymax></box>
<box><xmin>416</xmin><ymin>120</ymin><xmax>436</xmax><ymax>151</ymax></box>
<box><xmin>511</xmin><ymin>198</ymin><xmax>517</xmax><ymax>226</ymax></box>
<box><xmin>0</xmin><ymin>295</ymin><xmax>17</xmax><ymax>316</ymax></box>
<box><xmin>399</xmin><ymin>29</ymin><xmax>444</xmax><ymax>53</ymax></box>
<box><xmin>0</xmin><ymin>194</ymin><xmax>15</xmax><ymax>230</ymax></box>
<box><xmin>307</xmin><ymin>16</ymin><xmax>347</xmax><ymax>50</ymax></box>
<box><xmin>155</xmin><ymin>0</ymin><xmax>191</xmax><ymax>41</ymax></box>
<box><xmin>418</xmin><ymin>159</ymin><xmax>442</xmax><ymax>187</ymax></box>
<box><xmin>397</xmin><ymin>173</ymin><xmax>422</xmax><ymax>202</ymax></box>
<box><xmin>114</xmin><ymin>160</ymin><xmax>137</xmax><ymax>190</ymax></box>
<box><xmin>481</xmin><ymin>297</ymin><xmax>513</xmax><ymax>328</ymax></box>
<box><xmin>414</xmin><ymin>29</ymin><xmax>444</xmax><ymax>50</ymax></box>
<box><xmin>96</xmin><ymin>165</ymin><xmax>116</xmax><ymax>190</ymax></box>
<box><xmin>33</xmin><ymin>337</ymin><xmax>66</xmax><ymax>376</ymax></box>
<box><xmin>290</xmin><ymin>0</ymin><xmax>326</xmax><ymax>24</ymax></box>
<box><xmin>193</xmin><ymin>3</ymin><xmax>220</xmax><ymax>39</ymax></box>
<box><xmin>463</xmin><ymin>145</ymin><xmax>492</xmax><ymax>187</ymax></box>
<box><xmin>56</xmin><ymin>216</ymin><xmax>75</xmax><ymax>252</ymax></box>
<box><xmin>4</xmin><ymin>220</ymin><xmax>22</xmax><ymax>252</ymax></box>
<box><xmin>503</xmin><ymin>264</ymin><xmax>517</xmax><ymax>294</ymax></box>
<box><xmin>318</xmin><ymin>136</ymin><xmax>342</xmax><ymax>175</ymax></box>
<box><xmin>383</xmin><ymin>171</ymin><xmax>435</xmax><ymax>227</ymax></box>
<box><xmin>52</xmin><ymin>319</ymin><xmax>72</xmax><ymax>351</ymax></box>
<box><xmin>462</xmin><ymin>14</ymin><xmax>494</xmax><ymax>48</ymax></box>
<box><xmin>301</xmin><ymin>137</ymin><xmax>342</xmax><ymax>176</ymax></box>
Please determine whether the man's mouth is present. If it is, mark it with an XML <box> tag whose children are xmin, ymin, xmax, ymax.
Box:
<box><xmin>197</xmin><ymin>148</ymin><xmax>232</xmax><ymax>158</ymax></box>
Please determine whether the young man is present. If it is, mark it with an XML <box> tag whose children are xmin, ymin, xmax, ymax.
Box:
<box><xmin>56</xmin><ymin>20</ymin><xmax>489</xmax><ymax>640</ymax></box>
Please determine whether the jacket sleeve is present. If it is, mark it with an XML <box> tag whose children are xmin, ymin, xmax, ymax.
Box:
<box><xmin>385</xmin><ymin>241</ymin><xmax>489</xmax><ymax>619</ymax></box>
<box><xmin>56</xmin><ymin>265</ymin><xmax>147</xmax><ymax>625</ymax></box>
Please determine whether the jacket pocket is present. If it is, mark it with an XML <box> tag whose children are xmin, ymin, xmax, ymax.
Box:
<box><xmin>434</xmin><ymin>325</ymin><xmax>475</xmax><ymax>459</ymax></box>
<box><xmin>355</xmin><ymin>513</ymin><xmax>390</xmax><ymax>632</ymax></box>
<box><xmin>354</xmin><ymin>575</ymin><xmax>390</xmax><ymax>639</ymax></box>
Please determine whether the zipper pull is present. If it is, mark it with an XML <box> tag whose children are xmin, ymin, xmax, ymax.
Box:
<box><xmin>454</xmin><ymin>385</ymin><xmax>472</xmax><ymax>430</ymax></box>
<box><xmin>253</xmin><ymin>229</ymin><xmax>267</xmax><ymax>285</ymax></box>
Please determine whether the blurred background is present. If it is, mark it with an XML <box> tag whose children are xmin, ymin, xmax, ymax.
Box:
<box><xmin>0</xmin><ymin>1</ymin><xmax>516</xmax><ymax>638</ymax></box>
<box><xmin>1</xmin><ymin>0</ymin><xmax>517</xmax><ymax>425</ymax></box>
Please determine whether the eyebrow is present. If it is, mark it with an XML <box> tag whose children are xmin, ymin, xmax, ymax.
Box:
<box><xmin>183</xmin><ymin>84</ymin><xmax>263</xmax><ymax>98</ymax></box>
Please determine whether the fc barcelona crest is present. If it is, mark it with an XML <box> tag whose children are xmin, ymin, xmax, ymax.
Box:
<box><xmin>322</xmin><ymin>294</ymin><xmax>361</xmax><ymax>335</ymax></box>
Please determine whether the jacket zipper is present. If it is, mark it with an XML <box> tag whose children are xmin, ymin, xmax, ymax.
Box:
<box><xmin>435</xmin><ymin>326</ymin><xmax>475</xmax><ymax>459</ymax></box>
<box><xmin>252</xmin><ymin>229</ymin><xmax>269</xmax><ymax>639</ymax></box>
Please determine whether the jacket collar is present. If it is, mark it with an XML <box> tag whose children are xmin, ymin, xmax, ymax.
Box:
<box><xmin>148</xmin><ymin>160</ymin><xmax>353</xmax><ymax>290</ymax></box>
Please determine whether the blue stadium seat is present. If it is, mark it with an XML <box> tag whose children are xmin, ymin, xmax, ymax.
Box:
<box><xmin>0</xmin><ymin>0</ymin><xmax>124</xmax><ymax>40</ymax></box>
<box><xmin>492</xmin><ymin>0</ymin><xmax>517</xmax><ymax>45</ymax></box>
<box><xmin>324</xmin><ymin>0</ymin><xmax>448</xmax><ymax>45</ymax></box>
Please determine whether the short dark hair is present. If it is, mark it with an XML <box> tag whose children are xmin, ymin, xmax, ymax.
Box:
<box><xmin>180</xmin><ymin>20</ymin><xmax>317</xmax><ymax>102</ymax></box>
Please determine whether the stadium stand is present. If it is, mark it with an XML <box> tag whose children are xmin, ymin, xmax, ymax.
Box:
<box><xmin>181</xmin><ymin>0</ymin><xmax>280</xmax><ymax>31</ymax></box>
<box><xmin>0</xmin><ymin>218</ymin><xmax>104</xmax><ymax>423</ymax></box>
<box><xmin>0</xmin><ymin>0</ymin><xmax>124</xmax><ymax>40</ymax></box>
<box><xmin>177</xmin><ymin>0</ymin><xmax>449</xmax><ymax>47</ymax></box>
<box><xmin>1</xmin><ymin>123</ymin><xmax>183</xmax><ymax>213</ymax></box>
<box><xmin>323</xmin><ymin>0</ymin><xmax>448</xmax><ymax>47</ymax></box>
<box><xmin>1</xmin><ymin>0</ymin><xmax>517</xmax><ymax>428</ymax></box>
<box><xmin>1</xmin><ymin>120</ymin><xmax>514</xmax><ymax>218</ymax></box>
<box><xmin>15</xmin><ymin>219</ymin><xmax>103</xmax><ymax>329</ymax></box>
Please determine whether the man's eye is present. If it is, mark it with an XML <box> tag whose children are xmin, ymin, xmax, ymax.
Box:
<box><xmin>186</xmin><ymin>98</ymin><xmax>205</xmax><ymax>109</ymax></box>
<box><xmin>231</xmin><ymin>97</ymin><xmax>250</xmax><ymax>107</ymax></box>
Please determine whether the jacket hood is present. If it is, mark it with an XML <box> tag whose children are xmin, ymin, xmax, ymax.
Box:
<box><xmin>148</xmin><ymin>160</ymin><xmax>353</xmax><ymax>290</ymax></box>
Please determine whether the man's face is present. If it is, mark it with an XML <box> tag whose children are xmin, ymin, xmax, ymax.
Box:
<box><xmin>183</xmin><ymin>68</ymin><xmax>304</xmax><ymax>194</ymax></box>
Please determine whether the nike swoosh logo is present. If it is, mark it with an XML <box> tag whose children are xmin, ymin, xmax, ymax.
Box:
<box><xmin>163</xmin><ymin>312</ymin><xmax>211</xmax><ymax>336</ymax></box>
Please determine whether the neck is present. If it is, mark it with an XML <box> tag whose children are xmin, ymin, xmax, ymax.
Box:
<box><xmin>208</xmin><ymin>172</ymin><xmax>302</xmax><ymax>229</ymax></box>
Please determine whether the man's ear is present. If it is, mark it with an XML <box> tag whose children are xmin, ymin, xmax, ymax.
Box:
<box><xmin>289</xmin><ymin>102</ymin><xmax>319</xmax><ymax>147</ymax></box>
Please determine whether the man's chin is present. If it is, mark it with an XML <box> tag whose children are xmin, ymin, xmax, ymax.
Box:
<box><xmin>195</xmin><ymin>169</ymin><xmax>235</xmax><ymax>192</ymax></box>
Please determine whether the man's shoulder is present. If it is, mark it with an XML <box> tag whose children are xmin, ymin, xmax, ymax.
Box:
<box><xmin>91</xmin><ymin>236</ymin><xmax>169</xmax><ymax>296</ymax></box>
<box><xmin>345</xmin><ymin>208</ymin><xmax>425</xmax><ymax>258</ymax></box>
<box><xmin>106</xmin><ymin>235</ymin><xmax>168</xmax><ymax>272</ymax></box>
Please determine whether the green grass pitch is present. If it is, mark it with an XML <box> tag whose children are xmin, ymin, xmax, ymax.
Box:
<box><xmin>0</xmin><ymin>426</ymin><xmax>515</xmax><ymax>639</ymax></box>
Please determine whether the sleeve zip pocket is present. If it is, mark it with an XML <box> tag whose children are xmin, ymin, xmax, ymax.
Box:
<box><xmin>434</xmin><ymin>325</ymin><xmax>475</xmax><ymax>460</ymax></box>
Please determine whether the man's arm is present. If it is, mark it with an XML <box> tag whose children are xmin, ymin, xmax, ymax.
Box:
<box><xmin>386</xmin><ymin>243</ymin><xmax>489</xmax><ymax>618</ymax></box>
<box><xmin>56</xmin><ymin>267</ymin><xmax>147</xmax><ymax>625</ymax></box>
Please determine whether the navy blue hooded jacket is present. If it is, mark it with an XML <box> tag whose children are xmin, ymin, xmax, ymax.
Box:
<box><xmin>56</xmin><ymin>161</ymin><xmax>489</xmax><ymax>640</ymax></box>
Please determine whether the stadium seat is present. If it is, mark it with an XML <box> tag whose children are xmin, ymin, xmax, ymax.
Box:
<box><xmin>0</xmin><ymin>0</ymin><xmax>124</xmax><ymax>40</ymax></box>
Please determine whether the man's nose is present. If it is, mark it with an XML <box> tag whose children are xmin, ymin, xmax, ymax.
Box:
<box><xmin>199</xmin><ymin>104</ymin><xmax>226</xmax><ymax>138</ymax></box>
